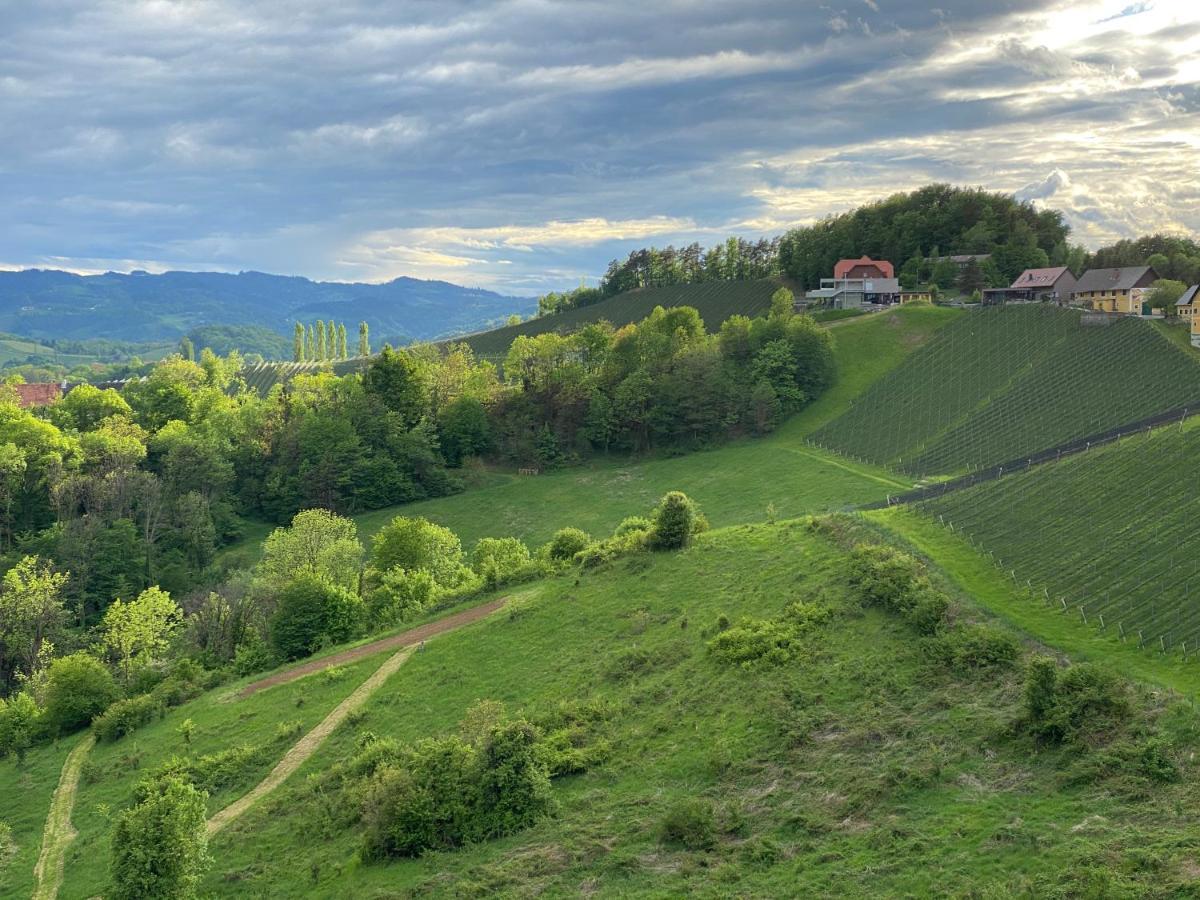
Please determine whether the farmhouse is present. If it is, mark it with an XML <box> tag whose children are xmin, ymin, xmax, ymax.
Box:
<box><xmin>1071</xmin><ymin>265</ymin><xmax>1159</xmax><ymax>314</ymax></box>
<box><xmin>10</xmin><ymin>382</ymin><xmax>62</xmax><ymax>408</ymax></box>
<box><xmin>807</xmin><ymin>256</ymin><xmax>900</xmax><ymax>308</ymax></box>
<box><xmin>1177</xmin><ymin>285</ymin><xmax>1200</xmax><ymax>346</ymax></box>
<box><xmin>981</xmin><ymin>266</ymin><xmax>1078</xmax><ymax>305</ymax></box>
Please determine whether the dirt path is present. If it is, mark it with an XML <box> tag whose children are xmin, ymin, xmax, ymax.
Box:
<box><xmin>32</xmin><ymin>732</ymin><xmax>96</xmax><ymax>900</ymax></box>
<box><xmin>207</xmin><ymin>646</ymin><xmax>415</xmax><ymax>836</ymax></box>
<box><xmin>239</xmin><ymin>597</ymin><xmax>507</xmax><ymax>697</ymax></box>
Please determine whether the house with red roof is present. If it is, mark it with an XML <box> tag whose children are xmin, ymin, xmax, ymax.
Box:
<box><xmin>981</xmin><ymin>266</ymin><xmax>1078</xmax><ymax>305</ymax></box>
<box><xmin>11</xmin><ymin>382</ymin><xmax>62</xmax><ymax>408</ymax></box>
<box><xmin>805</xmin><ymin>256</ymin><xmax>900</xmax><ymax>308</ymax></box>
<box><xmin>832</xmin><ymin>256</ymin><xmax>895</xmax><ymax>280</ymax></box>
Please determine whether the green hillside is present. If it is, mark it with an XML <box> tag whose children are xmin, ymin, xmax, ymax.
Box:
<box><xmin>915</xmin><ymin>417</ymin><xmax>1200</xmax><ymax>655</ymax></box>
<box><xmin>217</xmin><ymin>305</ymin><xmax>959</xmax><ymax>570</ymax></box>
<box><xmin>12</xmin><ymin>516</ymin><xmax>1200</xmax><ymax>898</ymax></box>
<box><xmin>456</xmin><ymin>280</ymin><xmax>787</xmax><ymax>360</ymax></box>
<box><xmin>811</xmin><ymin>305</ymin><xmax>1200</xmax><ymax>475</ymax></box>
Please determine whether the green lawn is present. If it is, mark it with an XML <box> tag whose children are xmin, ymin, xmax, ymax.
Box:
<box><xmin>218</xmin><ymin>305</ymin><xmax>958</xmax><ymax>570</ymax></box>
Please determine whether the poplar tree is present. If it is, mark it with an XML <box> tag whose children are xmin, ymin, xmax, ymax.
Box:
<box><xmin>293</xmin><ymin>323</ymin><xmax>304</xmax><ymax>361</ymax></box>
<box><xmin>305</xmin><ymin>324</ymin><xmax>315</xmax><ymax>360</ymax></box>
<box><xmin>358</xmin><ymin>321</ymin><xmax>370</xmax><ymax>357</ymax></box>
<box><xmin>317</xmin><ymin>321</ymin><xmax>327</xmax><ymax>361</ymax></box>
<box><xmin>337</xmin><ymin>323</ymin><xmax>348</xmax><ymax>359</ymax></box>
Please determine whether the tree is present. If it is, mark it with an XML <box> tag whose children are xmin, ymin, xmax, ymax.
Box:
<box><xmin>768</xmin><ymin>287</ymin><xmax>794</xmax><ymax>320</ymax></box>
<box><xmin>294</xmin><ymin>323</ymin><xmax>305</xmax><ymax>362</ymax></box>
<box><xmin>50</xmin><ymin>384</ymin><xmax>133</xmax><ymax>432</ymax></box>
<box><xmin>270</xmin><ymin>575</ymin><xmax>362</xmax><ymax>659</ymax></box>
<box><xmin>0</xmin><ymin>691</ymin><xmax>40</xmax><ymax>762</ymax></box>
<box><xmin>358</xmin><ymin>321</ymin><xmax>370</xmax><ymax>357</ymax></box>
<box><xmin>258</xmin><ymin>508</ymin><xmax>363</xmax><ymax>591</ymax></box>
<box><xmin>956</xmin><ymin>258</ymin><xmax>987</xmax><ymax>295</ymax></box>
<box><xmin>41</xmin><ymin>652</ymin><xmax>118</xmax><ymax>734</ymax></box>
<box><xmin>305</xmin><ymin>324</ymin><xmax>315</xmax><ymax>360</ymax></box>
<box><xmin>438</xmin><ymin>397</ymin><xmax>492</xmax><ymax>466</ymax></box>
<box><xmin>337</xmin><ymin>322</ymin><xmax>348</xmax><ymax>359</ymax></box>
<box><xmin>101</xmin><ymin>586</ymin><xmax>183</xmax><ymax>683</ymax></box>
<box><xmin>0</xmin><ymin>555</ymin><xmax>69</xmax><ymax>688</ymax></box>
<box><xmin>1146</xmin><ymin>279</ymin><xmax>1188</xmax><ymax>316</ymax></box>
<box><xmin>178</xmin><ymin>337</ymin><xmax>195</xmax><ymax>362</ymax></box>
<box><xmin>649</xmin><ymin>491</ymin><xmax>698</xmax><ymax>550</ymax></box>
<box><xmin>371</xmin><ymin>516</ymin><xmax>466</xmax><ymax>587</ymax></box>
<box><xmin>363</xmin><ymin>347</ymin><xmax>431</xmax><ymax>427</ymax></box>
<box><xmin>110</xmin><ymin>775</ymin><xmax>210</xmax><ymax>900</ymax></box>
<box><xmin>316</xmin><ymin>321</ymin><xmax>327</xmax><ymax>361</ymax></box>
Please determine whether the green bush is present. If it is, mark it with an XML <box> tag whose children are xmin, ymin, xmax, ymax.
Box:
<box><xmin>94</xmin><ymin>695</ymin><xmax>164</xmax><ymax>743</ymax></box>
<box><xmin>150</xmin><ymin>744</ymin><xmax>274</xmax><ymax>794</ymax></box>
<box><xmin>1024</xmin><ymin>658</ymin><xmax>1131</xmax><ymax>745</ymax></box>
<box><xmin>847</xmin><ymin>544</ymin><xmax>927</xmax><ymax>610</ymax></box>
<box><xmin>371</xmin><ymin>516</ymin><xmax>467</xmax><ymax>588</ymax></box>
<box><xmin>471</xmin><ymin>537</ymin><xmax>532</xmax><ymax>588</ymax></box>
<box><xmin>231</xmin><ymin>629</ymin><xmax>276</xmax><ymax>677</ymax></box>
<box><xmin>659</xmin><ymin>799</ymin><xmax>716</xmax><ymax>850</ymax></box>
<box><xmin>614</xmin><ymin>515</ymin><xmax>653</xmax><ymax>537</ymax></box>
<box><xmin>270</xmin><ymin>576</ymin><xmax>364</xmax><ymax>660</ymax></box>
<box><xmin>708</xmin><ymin>601</ymin><xmax>830</xmax><ymax>668</ymax></box>
<box><xmin>42</xmin><ymin>652</ymin><xmax>120</xmax><ymax>736</ymax></box>
<box><xmin>0</xmin><ymin>692</ymin><xmax>41</xmax><ymax>762</ymax></box>
<box><xmin>649</xmin><ymin>491</ymin><xmax>699</xmax><ymax>550</ymax></box>
<box><xmin>924</xmin><ymin>624</ymin><xmax>1019</xmax><ymax>673</ymax></box>
<box><xmin>110</xmin><ymin>774</ymin><xmax>210</xmax><ymax>900</ymax></box>
<box><xmin>547</xmin><ymin>527</ymin><xmax>590</xmax><ymax>561</ymax></box>
<box><xmin>365</xmin><ymin>568</ymin><xmax>436</xmax><ymax>627</ymax></box>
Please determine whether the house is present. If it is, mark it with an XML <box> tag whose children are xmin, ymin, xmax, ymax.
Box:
<box><xmin>806</xmin><ymin>257</ymin><xmax>900</xmax><ymax>308</ymax></box>
<box><xmin>11</xmin><ymin>382</ymin><xmax>62</xmax><ymax>408</ymax></box>
<box><xmin>1177</xmin><ymin>285</ymin><xmax>1200</xmax><ymax>346</ymax></box>
<box><xmin>1071</xmin><ymin>266</ymin><xmax>1159</xmax><ymax>314</ymax></box>
<box><xmin>833</xmin><ymin>256</ymin><xmax>894</xmax><ymax>280</ymax></box>
<box><xmin>981</xmin><ymin>266</ymin><xmax>1078</xmax><ymax>305</ymax></box>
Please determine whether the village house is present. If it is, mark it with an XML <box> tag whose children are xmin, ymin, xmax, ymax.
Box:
<box><xmin>806</xmin><ymin>256</ymin><xmax>900</xmax><ymax>308</ymax></box>
<box><xmin>981</xmin><ymin>266</ymin><xmax>1078</xmax><ymax>305</ymax></box>
<box><xmin>10</xmin><ymin>382</ymin><xmax>62</xmax><ymax>408</ymax></box>
<box><xmin>1071</xmin><ymin>265</ymin><xmax>1159</xmax><ymax>314</ymax></box>
<box><xmin>1176</xmin><ymin>285</ymin><xmax>1200</xmax><ymax>346</ymax></box>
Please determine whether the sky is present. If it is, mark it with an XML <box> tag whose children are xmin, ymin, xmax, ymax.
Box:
<box><xmin>1</xmin><ymin>0</ymin><xmax>1198</xmax><ymax>296</ymax></box>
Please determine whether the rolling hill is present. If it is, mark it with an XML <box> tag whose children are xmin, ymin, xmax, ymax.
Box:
<box><xmin>0</xmin><ymin>269</ymin><xmax>535</xmax><ymax>344</ymax></box>
<box><xmin>811</xmin><ymin>306</ymin><xmax>1200</xmax><ymax>476</ymax></box>
<box><xmin>454</xmin><ymin>279</ymin><xmax>789</xmax><ymax>359</ymax></box>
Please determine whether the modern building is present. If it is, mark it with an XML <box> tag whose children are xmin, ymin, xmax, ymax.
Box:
<box><xmin>1071</xmin><ymin>266</ymin><xmax>1159</xmax><ymax>314</ymax></box>
<box><xmin>981</xmin><ymin>266</ymin><xmax>1078</xmax><ymax>305</ymax></box>
<box><xmin>806</xmin><ymin>257</ymin><xmax>900</xmax><ymax>308</ymax></box>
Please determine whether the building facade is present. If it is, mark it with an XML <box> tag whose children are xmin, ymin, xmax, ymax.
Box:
<box><xmin>1071</xmin><ymin>266</ymin><xmax>1159</xmax><ymax>314</ymax></box>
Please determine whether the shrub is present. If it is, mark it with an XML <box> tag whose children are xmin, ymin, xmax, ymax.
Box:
<box><xmin>905</xmin><ymin>589</ymin><xmax>950</xmax><ymax>635</ymax></box>
<box><xmin>42</xmin><ymin>652</ymin><xmax>119</xmax><ymax>736</ymax></box>
<box><xmin>371</xmin><ymin>516</ymin><xmax>466</xmax><ymax>587</ymax></box>
<box><xmin>110</xmin><ymin>775</ymin><xmax>210</xmax><ymax>900</ymax></box>
<box><xmin>1024</xmin><ymin>658</ymin><xmax>1131</xmax><ymax>745</ymax></box>
<box><xmin>0</xmin><ymin>692</ymin><xmax>41</xmax><ymax>762</ymax></box>
<box><xmin>471</xmin><ymin>537</ymin><xmax>531</xmax><ymax>587</ymax></box>
<box><xmin>924</xmin><ymin>624</ymin><xmax>1019</xmax><ymax>673</ymax></box>
<box><xmin>649</xmin><ymin>491</ymin><xmax>699</xmax><ymax>550</ymax></box>
<box><xmin>614</xmin><ymin>516</ymin><xmax>653</xmax><ymax>537</ymax></box>
<box><xmin>659</xmin><ymin>799</ymin><xmax>716</xmax><ymax>851</ymax></box>
<box><xmin>708</xmin><ymin>602</ymin><xmax>830</xmax><ymax>667</ymax></box>
<box><xmin>270</xmin><ymin>576</ymin><xmax>364</xmax><ymax>660</ymax></box>
<box><xmin>231</xmin><ymin>629</ymin><xmax>276</xmax><ymax>677</ymax></box>
<box><xmin>365</xmin><ymin>568</ymin><xmax>436</xmax><ymax>627</ymax></box>
<box><xmin>847</xmin><ymin>544</ymin><xmax>927</xmax><ymax>610</ymax></box>
<box><xmin>474</xmin><ymin>720</ymin><xmax>555</xmax><ymax>839</ymax></box>
<box><xmin>547</xmin><ymin>527</ymin><xmax>590</xmax><ymax>561</ymax></box>
<box><xmin>94</xmin><ymin>695</ymin><xmax>164</xmax><ymax>743</ymax></box>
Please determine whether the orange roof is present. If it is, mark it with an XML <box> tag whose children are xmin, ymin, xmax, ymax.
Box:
<box><xmin>833</xmin><ymin>256</ymin><xmax>894</xmax><ymax>279</ymax></box>
<box><xmin>13</xmin><ymin>383</ymin><xmax>62</xmax><ymax>408</ymax></box>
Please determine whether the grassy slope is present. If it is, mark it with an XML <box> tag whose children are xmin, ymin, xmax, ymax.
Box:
<box><xmin>217</xmin><ymin>305</ymin><xmax>960</xmax><ymax>571</ymax></box>
<box><xmin>30</xmin><ymin>518</ymin><xmax>1200</xmax><ymax>897</ymax></box>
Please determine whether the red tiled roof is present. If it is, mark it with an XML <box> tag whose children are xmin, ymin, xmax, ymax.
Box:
<box><xmin>833</xmin><ymin>256</ymin><xmax>894</xmax><ymax>279</ymax></box>
<box><xmin>13</xmin><ymin>383</ymin><xmax>62</xmax><ymax>408</ymax></box>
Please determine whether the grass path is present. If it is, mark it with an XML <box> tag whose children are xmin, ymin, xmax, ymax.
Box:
<box><xmin>32</xmin><ymin>733</ymin><xmax>96</xmax><ymax>900</ymax></box>
<box><xmin>207</xmin><ymin>647</ymin><xmax>414</xmax><ymax>836</ymax></box>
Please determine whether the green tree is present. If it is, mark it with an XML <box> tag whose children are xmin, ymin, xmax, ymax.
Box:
<box><xmin>649</xmin><ymin>491</ymin><xmax>699</xmax><ymax>550</ymax></box>
<box><xmin>316</xmin><ymin>321</ymin><xmax>327</xmax><ymax>361</ymax></box>
<box><xmin>50</xmin><ymin>383</ymin><xmax>133</xmax><ymax>432</ymax></box>
<box><xmin>371</xmin><ymin>516</ymin><xmax>466</xmax><ymax>587</ymax></box>
<box><xmin>305</xmin><ymin>324</ymin><xmax>315</xmax><ymax>360</ymax></box>
<box><xmin>41</xmin><ymin>652</ymin><xmax>118</xmax><ymax>735</ymax></box>
<box><xmin>438</xmin><ymin>396</ymin><xmax>492</xmax><ymax>466</ymax></box>
<box><xmin>0</xmin><ymin>555</ymin><xmax>69</xmax><ymax>687</ymax></box>
<box><xmin>101</xmin><ymin>586</ymin><xmax>183</xmax><ymax>683</ymax></box>
<box><xmin>0</xmin><ymin>691</ymin><xmax>40</xmax><ymax>762</ymax></box>
<box><xmin>956</xmin><ymin>258</ymin><xmax>987</xmax><ymax>295</ymax></box>
<box><xmin>294</xmin><ymin>322</ymin><xmax>305</xmax><ymax>362</ymax></box>
<box><xmin>358</xmin><ymin>321</ymin><xmax>370</xmax><ymax>357</ymax></box>
<box><xmin>110</xmin><ymin>774</ymin><xmax>210</xmax><ymax>900</ymax></box>
<box><xmin>178</xmin><ymin>336</ymin><xmax>195</xmax><ymax>362</ymax></box>
<box><xmin>1146</xmin><ymin>279</ymin><xmax>1188</xmax><ymax>316</ymax></box>
<box><xmin>337</xmin><ymin>322</ymin><xmax>348</xmax><ymax>359</ymax></box>
<box><xmin>363</xmin><ymin>346</ymin><xmax>431</xmax><ymax>427</ymax></box>
<box><xmin>258</xmin><ymin>508</ymin><xmax>364</xmax><ymax>591</ymax></box>
<box><xmin>270</xmin><ymin>575</ymin><xmax>362</xmax><ymax>659</ymax></box>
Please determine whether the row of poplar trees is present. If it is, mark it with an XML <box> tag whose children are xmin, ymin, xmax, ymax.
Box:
<box><xmin>293</xmin><ymin>320</ymin><xmax>370</xmax><ymax>361</ymax></box>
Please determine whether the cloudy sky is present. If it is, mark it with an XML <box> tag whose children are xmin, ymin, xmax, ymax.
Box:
<box><xmin>2</xmin><ymin>0</ymin><xmax>1198</xmax><ymax>295</ymax></box>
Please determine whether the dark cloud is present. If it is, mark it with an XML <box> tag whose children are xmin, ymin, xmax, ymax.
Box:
<box><xmin>0</xmin><ymin>0</ymin><xmax>1197</xmax><ymax>292</ymax></box>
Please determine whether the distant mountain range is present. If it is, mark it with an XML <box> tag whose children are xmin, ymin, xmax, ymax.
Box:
<box><xmin>0</xmin><ymin>269</ymin><xmax>536</xmax><ymax>343</ymax></box>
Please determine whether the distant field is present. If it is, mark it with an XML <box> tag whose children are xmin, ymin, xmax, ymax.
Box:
<box><xmin>915</xmin><ymin>416</ymin><xmax>1200</xmax><ymax>655</ymax></box>
<box><xmin>811</xmin><ymin>305</ymin><xmax>1200</xmax><ymax>476</ymax></box>
<box><xmin>217</xmin><ymin>305</ymin><xmax>958</xmax><ymax>569</ymax></box>
<box><xmin>453</xmin><ymin>279</ymin><xmax>788</xmax><ymax>359</ymax></box>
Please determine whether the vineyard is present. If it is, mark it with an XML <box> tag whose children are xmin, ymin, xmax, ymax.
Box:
<box><xmin>457</xmin><ymin>279</ymin><xmax>786</xmax><ymax>359</ymax></box>
<box><xmin>811</xmin><ymin>306</ymin><xmax>1200</xmax><ymax>475</ymax></box>
<box><xmin>917</xmin><ymin>418</ymin><xmax>1200</xmax><ymax>655</ymax></box>
<box><xmin>240</xmin><ymin>357</ymin><xmax>368</xmax><ymax>395</ymax></box>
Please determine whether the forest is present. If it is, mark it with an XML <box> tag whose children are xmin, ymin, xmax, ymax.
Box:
<box><xmin>0</xmin><ymin>291</ymin><xmax>829</xmax><ymax>705</ymax></box>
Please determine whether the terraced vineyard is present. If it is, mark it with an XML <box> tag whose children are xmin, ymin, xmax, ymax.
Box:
<box><xmin>811</xmin><ymin>305</ymin><xmax>1200</xmax><ymax>475</ymax></box>
<box><xmin>917</xmin><ymin>419</ymin><xmax>1200</xmax><ymax>654</ymax></box>
<box><xmin>456</xmin><ymin>279</ymin><xmax>786</xmax><ymax>359</ymax></box>
<box><xmin>240</xmin><ymin>357</ymin><xmax>368</xmax><ymax>395</ymax></box>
